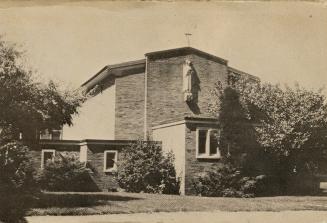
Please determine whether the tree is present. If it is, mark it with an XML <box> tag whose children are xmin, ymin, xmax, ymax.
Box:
<box><xmin>0</xmin><ymin>142</ymin><xmax>38</xmax><ymax>223</ymax></box>
<box><xmin>209</xmin><ymin>81</ymin><xmax>261</xmax><ymax>176</ymax></box>
<box><xmin>117</xmin><ymin>141</ymin><xmax>179</xmax><ymax>194</ymax></box>
<box><xmin>0</xmin><ymin>37</ymin><xmax>85</xmax><ymax>222</ymax></box>
<box><xmin>210</xmin><ymin>77</ymin><xmax>327</xmax><ymax>194</ymax></box>
<box><xmin>0</xmin><ymin>37</ymin><xmax>85</xmax><ymax>143</ymax></box>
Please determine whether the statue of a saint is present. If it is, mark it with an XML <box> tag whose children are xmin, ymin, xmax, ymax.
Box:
<box><xmin>183</xmin><ymin>59</ymin><xmax>194</xmax><ymax>102</ymax></box>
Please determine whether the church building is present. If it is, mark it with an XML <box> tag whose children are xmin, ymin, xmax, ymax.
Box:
<box><xmin>34</xmin><ymin>47</ymin><xmax>257</xmax><ymax>195</ymax></box>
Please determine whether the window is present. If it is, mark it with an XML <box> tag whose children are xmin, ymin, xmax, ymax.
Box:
<box><xmin>104</xmin><ymin>150</ymin><xmax>118</xmax><ymax>172</ymax></box>
<box><xmin>51</xmin><ymin>130</ymin><xmax>62</xmax><ymax>140</ymax></box>
<box><xmin>41</xmin><ymin>149</ymin><xmax>55</xmax><ymax>168</ymax></box>
<box><xmin>196</xmin><ymin>128</ymin><xmax>221</xmax><ymax>159</ymax></box>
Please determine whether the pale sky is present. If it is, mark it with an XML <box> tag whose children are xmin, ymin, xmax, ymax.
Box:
<box><xmin>0</xmin><ymin>1</ymin><xmax>327</xmax><ymax>139</ymax></box>
<box><xmin>0</xmin><ymin>1</ymin><xmax>326</xmax><ymax>89</ymax></box>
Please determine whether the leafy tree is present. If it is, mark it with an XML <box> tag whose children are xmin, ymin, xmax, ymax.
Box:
<box><xmin>0</xmin><ymin>37</ymin><xmax>85</xmax><ymax>222</ymax></box>
<box><xmin>210</xmin><ymin>77</ymin><xmax>327</xmax><ymax>194</ymax></box>
<box><xmin>0</xmin><ymin>142</ymin><xmax>39</xmax><ymax>223</ymax></box>
<box><xmin>117</xmin><ymin>141</ymin><xmax>179</xmax><ymax>194</ymax></box>
<box><xmin>0</xmin><ymin>37</ymin><xmax>85</xmax><ymax>143</ymax></box>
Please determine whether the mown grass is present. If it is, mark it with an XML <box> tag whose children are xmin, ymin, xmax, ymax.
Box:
<box><xmin>27</xmin><ymin>192</ymin><xmax>327</xmax><ymax>216</ymax></box>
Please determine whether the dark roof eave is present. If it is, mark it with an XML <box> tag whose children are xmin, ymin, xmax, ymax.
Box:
<box><xmin>145</xmin><ymin>47</ymin><xmax>228</xmax><ymax>65</ymax></box>
<box><xmin>81</xmin><ymin>59</ymin><xmax>146</xmax><ymax>88</ymax></box>
<box><xmin>40</xmin><ymin>139</ymin><xmax>161</xmax><ymax>146</ymax></box>
<box><xmin>81</xmin><ymin>66</ymin><xmax>109</xmax><ymax>87</ymax></box>
<box><xmin>228</xmin><ymin>66</ymin><xmax>260</xmax><ymax>81</ymax></box>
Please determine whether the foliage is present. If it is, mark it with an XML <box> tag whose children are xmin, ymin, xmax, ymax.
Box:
<box><xmin>0</xmin><ymin>37</ymin><xmax>85</xmax><ymax>222</ymax></box>
<box><xmin>192</xmin><ymin>163</ymin><xmax>266</xmax><ymax>197</ymax></box>
<box><xmin>0</xmin><ymin>37</ymin><xmax>85</xmax><ymax>143</ymax></box>
<box><xmin>213</xmin><ymin>86</ymin><xmax>261</xmax><ymax>174</ymax></box>
<box><xmin>117</xmin><ymin>141</ymin><xmax>180</xmax><ymax>194</ymax></box>
<box><xmin>0</xmin><ymin>142</ymin><xmax>39</xmax><ymax>223</ymax></box>
<box><xmin>237</xmin><ymin>80</ymin><xmax>327</xmax><ymax>159</ymax></box>
<box><xmin>209</xmin><ymin>77</ymin><xmax>327</xmax><ymax>194</ymax></box>
<box><xmin>39</xmin><ymin>152</ymin><xmax>97</xmax><ymax>192</ymax></box>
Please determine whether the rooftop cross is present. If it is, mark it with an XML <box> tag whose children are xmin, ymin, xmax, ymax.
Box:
<box><xmin>184</xmin><ymin>33</ymin><xmax>192</xmax><ymax>47</ymax></box>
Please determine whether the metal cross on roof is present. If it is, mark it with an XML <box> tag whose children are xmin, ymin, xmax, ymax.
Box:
<box><xmin>184</xmin><ymin>33</ymin><xmax>192</xmax><ymax>47</ymax></box>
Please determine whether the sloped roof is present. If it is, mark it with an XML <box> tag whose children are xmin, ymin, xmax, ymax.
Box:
<box><xmin>228</xmin><ymin>66</ymin><xmax>259</xmax><ymax>82</ymax></box>
<box><xmin>81</xmin><ymin>47</ymin><xmax>259</xmax><ymax>91</ymax></box>
<box><xmin>145</xmin><ymin>47</ymin><xmax>228</xmax><ymax>65</ymax></box>
<box><xmin>82</xmin><ymin>59</ymin><xmax>146</xmax><ymax>90</ymax></box>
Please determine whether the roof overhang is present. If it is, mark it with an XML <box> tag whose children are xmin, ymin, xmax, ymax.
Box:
<box><xmin>39</xmin><ymin>139</ymin><xmax>159</xmax><ymax>146</ymax></box>
<box><xmin>228</xmin><ymin>66</ymin><xmax>260</xmax><ymax>82</ymax></box>
<box><xmin>82</xmin><ymin>59</ymin><xmax>146</xmax><ymax>91</ymax></box>
<box><xmin>145</xmin><ymin>47</ymin><xmax>228</xmax><ymax>65</ymax></box>
<box><xmin>152</xmin><ymin>117</ymin><xmax>219</xmax><ymax>130</ymax></box>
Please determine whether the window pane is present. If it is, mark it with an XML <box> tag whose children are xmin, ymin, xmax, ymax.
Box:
<box><xmin>51</xmin><ymin>131</ymin><xmax>61</xmax><ymax>140</ymax></box>
<box><xmin>106</xmin><ymin>152</ymin><xmax>116</xmax><ymax>169</ymax></box>
<box><xmin>198</xmin><ymin>130</ymin><xmax>207</xmax><ymax>154</ymax></box>
<box><xmin>43</xmin><ymin>152</ymin><xmax>54</xmax><ymax>166</ymax></box>
<box><xmin>209</xmin><ymin>130</ymin><xmax>218</xmax><ymax>155</ymax></box>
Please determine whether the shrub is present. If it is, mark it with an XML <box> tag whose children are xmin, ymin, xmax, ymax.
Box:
<box><xmin>192</xmin><ymin>163</ymin><xmax>267</xmax><ymax>198</ymax></box>
<box><xmin>117</xmin><ymin>141</ymin><xmax>179</xmax><ymax>194</ymax></box>
<box><xmin>39</xmin><ymin>152</ymin><xmax>97</xmax><ymax>192</ymax></box>
<box><xmin>0</xmin><ymin>141</ymin><xmax>39</xmax><ymax>223</ymax></box>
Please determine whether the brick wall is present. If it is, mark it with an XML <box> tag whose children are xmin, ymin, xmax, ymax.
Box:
<box><xmin>29</xmin><ymin>143</ymin><xmax>80</xmax><ymax>170</ymax></box>
<box><xmin>115</xmin><ymin>72</ymin><xmax>145</xmax><ymax>140</ymax></box>
<box><xmin>29</xmin><ymin>140</ymin><xmax>138</xmax><ymax>191</ymax></box>
<box><xmin>146</xmin><ymin>53</ymin><xmax>228</xmax><ymax>137</ymax></box>
<box><xmin>86</xmin><ymin>143</ymin><xmax>123</xmax><ymax>191</ymax></box>
<box><xmin>184</xmin><ymin>122</ymin><xmax>222</xmax><ymax>195</ymax></box>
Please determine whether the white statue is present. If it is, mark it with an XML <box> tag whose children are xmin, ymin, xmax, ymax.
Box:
<box><xmin>183</xmin><ymin>59</ymin><xmax>194</xmax><ymax>102</ymax></box>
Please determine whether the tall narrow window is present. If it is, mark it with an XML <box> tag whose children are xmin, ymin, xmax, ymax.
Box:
<box><xmin>209</xmin><ymin>130</ymin><xmax>218</xmax><ymax>155</ymax></box>
<box><xmin>198</xmin><ymin>129</ymin><xmax>207</xmax><ymax>154</ymax></box>
<box><xmin>104</xmin><ymin>150</ymin><xmax>118</xmax><ymax>172</ymax></box>
<box><xmin>196</xmin><ymin>128</ymin><xmax>221</xmax><ymax>159</ymax></box>
<box><xmin>41</xmin><ymin>149</ymin><xmax>55</xmax><ymax>168</ymax></box>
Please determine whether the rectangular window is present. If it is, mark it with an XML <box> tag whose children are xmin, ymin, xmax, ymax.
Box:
<box><xmin>196</xmin><ymin>128</ymin><xmax>221</xmax><ymax>159</ymax></box>
<box><xmin>104</xmin><ymin>150</ymin><xmax>118</xmax><ymax>172</ymax></box>
<box><xmin>198</xmin><ymin>129</ymin><xmax>207</xmax><ymax>154</ymax></box>
<box><xmin>51</xmin><ymin>130</ymin><xmax>62</xmax><ymax>140</ymax></box>
<box><xmin>41</xmin><ymin>149</ymin><xmax>55</xmax><ymax>168</ymax></box>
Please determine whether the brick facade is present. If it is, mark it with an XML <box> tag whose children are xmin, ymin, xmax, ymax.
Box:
<box><xmin>184</xmin><ymin>122</ymin><xmax>222</xmax><ymax>195</ymax></box>
<box><xmin>85</xmin><ymin>142</ymin><xmax>125</xmax><ymax>190</ymax></box>
<box><xmin>146</xmin><ymin>53</ymin><xmax>228</xmax><ymax>136</ymax></box>
<box><xmin>36</xmin><ymin>47</ymin><xmax>258</xmax><ymax>194</ymax></box>
<box><xmin>146</xmin><ymin>50</ymin><xmax>230</xmax><ymax>195</ymax></box>
<box><xmin>29</xmin><ymin>141</ymin><xmax>80</xmax><ymax>170</ymax></box>
<box><xmin>115</xmin><ymin>72</ymin><xmax>145</xmax><ymax>140</ymax></box>
<box><xmin>31</xmin><ymin>139</ymin><xmax>138</xmax><ymax>191</ymax></box>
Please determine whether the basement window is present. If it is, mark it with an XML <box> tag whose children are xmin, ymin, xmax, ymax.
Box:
<box><xmin>41</xmin><ymin>149</ymin><xmax>55</xmax><ymax>169</ymax></box>
<box><xmin>196</xmin><ymin>128</ymin><xmax>221</xmax><ymax>159</ymax></box>
<box><xmin>104</xmin><ymin>150</ymin><xmax>118</xmax><ymax>172</ymax></box>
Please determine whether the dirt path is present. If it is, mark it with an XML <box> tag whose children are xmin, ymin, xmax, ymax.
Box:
<box><xmin>27</xmin><ymin>211</ymin><xmax>327</xmax><ymax>223</ymax></box>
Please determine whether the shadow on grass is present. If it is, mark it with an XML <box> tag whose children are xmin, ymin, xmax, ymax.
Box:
<box><xmin>33</xmin><ymin>193</ymin><xmax>142</xmax><ymax>208</ymax></box>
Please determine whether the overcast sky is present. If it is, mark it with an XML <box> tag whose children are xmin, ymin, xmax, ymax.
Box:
<box><xmin>0</xmin><ymin>1</ymin><xmax>326</xmax><ymax>91</ymax></box>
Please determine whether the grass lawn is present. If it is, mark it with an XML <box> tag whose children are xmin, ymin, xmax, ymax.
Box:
<box><xmin>27</xmin><ymin>192</ymin><xmax>327</xmax><ymax>216</ymax></box>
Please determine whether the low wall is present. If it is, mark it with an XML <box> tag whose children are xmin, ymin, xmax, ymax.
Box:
<box><xmin>30</xmin><ymin>139</ymin><xmax>140</xmax><ymax>191</ymax></box>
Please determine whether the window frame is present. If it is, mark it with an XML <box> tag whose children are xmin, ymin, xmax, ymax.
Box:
<box><xmin>41</xmin><ymin>149</ymin><xmax>55</xmax><ymax>169</ymax></box>
<box><xmin>196</xmin><ymin>127</ymin><xmax>221</xmax><ymax>159</ymax></box>
<box><xmin>103</xmin><ymin>150</ymin><xmax>118</xmax><ymax>172</ymax></box>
